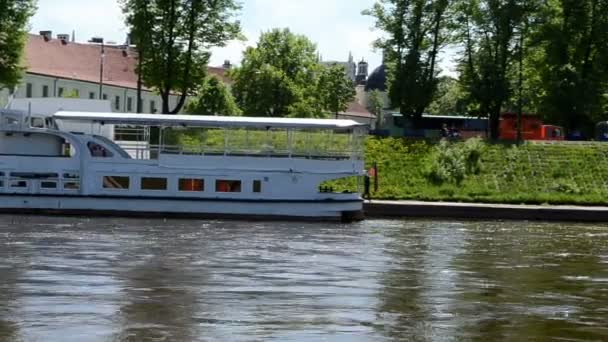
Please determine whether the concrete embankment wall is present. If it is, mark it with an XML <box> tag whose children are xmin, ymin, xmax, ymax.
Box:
<box><xmin>365</xmin><ymin>201</ymin><xmax>608</xmax><ymax>222</ymax></box>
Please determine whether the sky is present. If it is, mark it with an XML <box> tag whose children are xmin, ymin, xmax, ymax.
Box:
<box><xmin>29</xmin><ymin>0</ymin><xmax>456</xmax><ymax>75</ymax></box>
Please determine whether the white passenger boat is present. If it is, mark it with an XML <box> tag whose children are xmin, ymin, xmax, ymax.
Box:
<box><xmin>0</xmin><ymin>109</ymin><xmax>368</xmax><ymax>221</ymax></box>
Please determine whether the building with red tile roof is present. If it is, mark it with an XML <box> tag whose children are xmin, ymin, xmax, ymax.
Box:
<box><xmin>0</xmin><ymin>32</ymin><xmax>230</xmax><ymax>113</ymax></box>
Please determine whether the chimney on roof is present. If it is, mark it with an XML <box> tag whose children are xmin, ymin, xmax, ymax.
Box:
<box><xmin>57</xmin><ymin>34</ymin><xmax>70</xmax><ymax>44</ymax></box>
<box><xmin>223</xmin><ymin>60</ymin><xmax>232</xmax><ymax>70</ymax></box>
<box><xmin>40</xmin><ymin>30</ymin><xmax>52</xmax><ymax>42</ymax></box>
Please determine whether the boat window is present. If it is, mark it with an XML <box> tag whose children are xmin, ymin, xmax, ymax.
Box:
<box><xmin>0</xmin><ymin>172</ymin><xmax>4</xmax><ymax>189</ymax></box>
<box><xmin>253</xmin><ymin>180</ymin><xmax>262</xmax><ymax>193</ymax></box>
<box><xmin>30</xmin><ymin>117</ymin><xmax>45</xmax><ymax>128</ymax></box>
<box><xmin>179</xmin><ymin>178</ymin><xmax>204</xmax><ymax>192</ymax></box>
<box><xmin>63</xmin><ymin>173</ymin><xmax>80</xmax><ymax>179</ymax></box>
<box><xmin>63</xmin><ymin>182</ymin><xmax>80</xmax><ymax>190</ymax></box>
<box><xmin>10</xmin><ymin>172</ymin><xmax>59</xmax><ymax>179</ymax></box>
<box><xmin>88</xmin><ymin>142</ymin><xmax>113</xmax><ymax>158</ymax></box>
<box><xmin>103</xmin><ymin>176</ymin><xmax>130</xmax><ymax>190</ymax></box>
<box><xmin>11</xmin><ymin>180</ymin><xmax>27</xmax><ymax>188</ymax></box>
<box><xmin>41</xmin><ymin>181</ymin><xmax>57</xmax><ymax>189</ymax></box>
<box><xmin>4</xmin><ymin>116</ymin><xmax>19</xmax><ymax>126</ymax></box>
<box><xmin>216</xmin><ymin>180</ymin><xmax>241</xmax><ymax>193</ymax></box>
<box><xmin>141</xmin><ymin>177</ymin><xmax>167</xmax><ymax>191</ymax></box>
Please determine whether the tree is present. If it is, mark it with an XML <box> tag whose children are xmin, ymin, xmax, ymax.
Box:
<box><xmin>364</xmin><ymin>0</ymin><xmax>450</xmax><ymax>125</ymax></box>
<box><xmin>317</xmin><ymin>64</ymin><xmax>356</xmax><ymax>118</ymax></box>
<box><xmin>456</xmin><ymin>0</ymin><xmax>530</xmax><ymax>139</ymax></box>
<box><xmin>533</xmin><ymin>0</ymin><xmax>608</xmax><ymax>133</ymax></box>
<box><xmin>427</xmin><ymin>76</ymin><xmax>466</xmax><ymax>115</ymax></box>
<box><xmin>0</xmin><ymin>0</ymin><xmax>36</xmax><ymax>90</ymax></box>
<box><xmin>122</xmin><ymin>0</ymin><xmax>241</xmax><ymax>114</ymax></box>
<box><xmin>230</xmin><ymin>28</ymin><xmax>322</xmax><ymax>117</ymax></box>
<box><xmin>185</xmin><ymin>76</ymin><xmax>241</xmax><ymax>116</ymax></box>
<box><xmin>367</xmin><ymin>89</ymin><xmax>385</xmax><ymax>128</ymax></box>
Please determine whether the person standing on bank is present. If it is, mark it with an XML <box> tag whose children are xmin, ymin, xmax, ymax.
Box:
<box><xmin>364</xmin><ymin>173</ymin><xmax>371</xmax><ymax>201</ymax></box>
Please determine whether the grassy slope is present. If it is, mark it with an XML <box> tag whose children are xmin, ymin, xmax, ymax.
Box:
<box><xmin>349</xmin><ymin>138</ymin><xmax>608</xmax><ymax>205</ymax></box>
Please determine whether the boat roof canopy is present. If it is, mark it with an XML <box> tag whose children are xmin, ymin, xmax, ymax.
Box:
<box><xmin>53</xmin><ymin>112</ymin><xmax>367</xmax><ymax>130</ymax></box>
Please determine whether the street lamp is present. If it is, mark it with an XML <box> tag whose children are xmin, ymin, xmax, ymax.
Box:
<box><xmin>99</xmin><ymin>40</ymin><xmax>105</xmax><ymax>100</ymax></box>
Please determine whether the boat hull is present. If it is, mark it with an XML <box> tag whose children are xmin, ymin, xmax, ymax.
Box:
<box><xmin>0</xmin><ymin>194</ymin><xmax>364</xmax><ymax>222</ymax></box>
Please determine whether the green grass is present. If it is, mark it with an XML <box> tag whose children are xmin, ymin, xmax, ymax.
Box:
<box><xmin>328</xmin><ymin>137</ymin><xmax>608</xmax><ymax>206</ymax></box>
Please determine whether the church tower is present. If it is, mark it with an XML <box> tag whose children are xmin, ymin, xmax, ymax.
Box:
<box><xmin>356</xmin><ymin>59</ymin><xmax>369</xmax><ymax>85</ymax></box>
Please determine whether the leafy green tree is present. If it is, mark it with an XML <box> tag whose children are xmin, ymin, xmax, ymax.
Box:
<box><xmin>532</xmin><ymin>0</ymin><xmax>608</xmax><ymax>132</ymax></box>
<box><xmin>317</xmin><ymin>64</ymin><xmax>355</xmax><ymax>118</ymax></box>
<box><xmin>185</xmin><ymin>76</ymin><xmax>241</xmax><ymax>116</ymax></box>
<box><xmin>427</xmin><ymin>76</ymin><xmax>466</xmax><ymax>115</ymax></box>
<box><xmin>230</xmin><ymin>28</ymin><xmax>321</xmax><ymax>117</ymax></box>
<box><xmin>121</xmin><ymin>0</ymin><xmax>241</xmax><ymax>114</ymax></box>
<box><xmin>364</xmin><ymin>0</ymin><xmax>450</xmax><ymax>125</ymax></box>
<box><xmin>456</xmin><ymin>0</ymin><xmax>530</xmax><ymax>139</ymax></box>
<box><xmin>367</xmin><ymin>89</ymin><xmax>385</xmax><ymax>128</ymax></box>
<box><xmin>0</xmin><ymin>0</ymin><xmax>36</xmax><ymax>90</ymax></box>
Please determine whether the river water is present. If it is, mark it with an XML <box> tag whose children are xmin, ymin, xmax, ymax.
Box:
<box><xmin>0</xmin><ymin>216</ymin><xmax>607</xmax><ymax>341</ymax></box>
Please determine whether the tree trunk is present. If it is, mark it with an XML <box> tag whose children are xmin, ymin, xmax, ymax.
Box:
<box><xmin>489</xmin><ymin>107</ymin><xmax>501</xmax><ymax>141</ymax></box>
<box><xmin>161</xmin><ymin>88</ymin><xmax>170</xmax><ymax>114</ymax></box>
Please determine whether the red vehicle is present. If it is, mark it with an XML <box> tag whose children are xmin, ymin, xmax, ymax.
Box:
<box><xmin>499</xmin><ymin>113</ymin><xmax>564</xmax><ymax>141</ymax></box>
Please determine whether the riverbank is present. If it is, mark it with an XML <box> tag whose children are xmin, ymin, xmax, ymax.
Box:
<box><xmin>364</xmin><ymin>200</ymin><xmax>608</xmax><ymax>222</ymax></box>
<box><xmin>330</xmin><ymin>138</ymin><xmax>608</xmax><ymax>206</ymax></box>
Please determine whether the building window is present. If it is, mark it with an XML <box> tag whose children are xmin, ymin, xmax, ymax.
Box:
<box><xmin>57</xmin><ymin>87</ymin><xmax>64</xmax><ymax>97</ymax></box>
<box><xmin>102</xmin><ymin>176</ymin><xmax>130</xmax><ymax>189</ymax></box>
<box><xmin>216</xmin><ymin>180</ymin><xmax>241</xmax><ymax>193</ymax></box>
<box><xmin>127</xmin><ymin>97</ymin><xmax>133</xmax><ymax>112</ymax></box>
<box><xmin>115</xmin><ymin>96</ymin><xmax>120</xmax><ymax>110</ymax></box>
<box><xmin>89</xmin><ymin>92</ymin><xmax>96</xmax><ymax>99</ymax></box>
<box><xmin>42</xmin><ymin>85</ymin><xmax>49</xmax><ymax>98</ymax></box>
<box><xmin>73</xmin><ymin>89</ymin><xmax>80</xmax><ymax>98</ymax></box>
<box><xmin>26</xmin><ymin>83</ymin><xmax>33</xmax><ymax>98</ymax></box>
<box><xmin>41</xmin><ymin>181</ymin><xmax>57</xmax><ymax>189</ymax></box>
<box><xmin>141</xmin><ymin>177</ymin><xmax>167</xmax><ymax>191</ymax></box>
<box><xmin>179</xmin><ymin>178</ymin><xmax>204</xmax><ymax>192</ymax></box>
<box><xmin>253</xmin><ymin>180</ymin><xmax>262</xmax><ymax>193</ymax></box>
<box><xmin>102</xmin><ymin>94</ymin><xmax>108</xmax><ymax>100</ymax></box>
<box><xmin>150</xmin><ymin>100</ymin><xmax>156</xmax><ymax>113</ymax></box>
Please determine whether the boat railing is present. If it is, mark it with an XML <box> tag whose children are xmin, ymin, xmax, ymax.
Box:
<box><xmin>116</xmin><ymin>143</ymin><xmax>360</xmax><ymax>161</ymax></box>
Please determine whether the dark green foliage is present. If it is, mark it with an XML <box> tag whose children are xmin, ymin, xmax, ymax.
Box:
<box><xmin>456</xmin><ymin>0</ymin><xmax>531</xmax><ymax>140</ymax></box>
<box><xmin>0</xmin><ymin>0</ymin><xmax>36</xmax><ymax>90</ymax></box>
<box><xmin>364</xmin><ymin>0</ymin><xmax>450</xmax><ymax>123</ymax></box>
<box><xmin>532</xmin><ymin>0</ymin><xmax>608</xmax><ymax>133</ymax></box>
